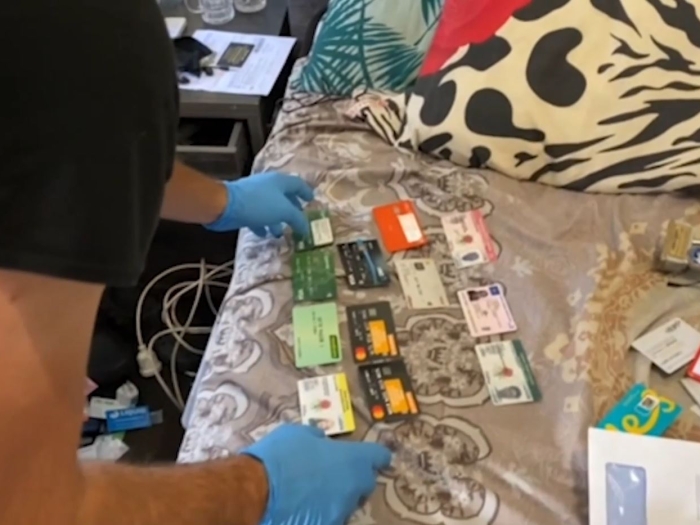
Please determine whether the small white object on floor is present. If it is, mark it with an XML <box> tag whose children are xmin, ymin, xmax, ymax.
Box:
<box><xmin>88</xmin><ymin>397</ymin><xmax>127</xmax><ymax>420</ymax></box>
<box><xmin>116</xmin><ymin>381</ymin><xmax>139</xmax><ymax>408</ymax></box>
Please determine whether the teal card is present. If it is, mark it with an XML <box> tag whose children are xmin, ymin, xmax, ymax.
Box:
<box><xmin>293</xmin><ymin>303</ymin><xmax>341</xmax><ymax>368</ymax></box>
<box><xmin>597</xmin><ymin>383</ymin><xmax>682</xmax><ymax>436</ymax></box>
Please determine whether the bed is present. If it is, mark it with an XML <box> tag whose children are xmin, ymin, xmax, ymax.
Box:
<box><xmin>177</xmin><ymin>61</ymin><xmax>700</xmax><ymax>525</ymax></box>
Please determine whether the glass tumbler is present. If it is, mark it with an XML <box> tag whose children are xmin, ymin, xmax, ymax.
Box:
<box><xmin>233</xmin><ymin>0</ymin><xmax>267</xmax><ymax>13</ymax></box>
<box><xmin>187</xmin><ymin>0</ymin><xmax>236</xmax><ymax>25</ymax></box>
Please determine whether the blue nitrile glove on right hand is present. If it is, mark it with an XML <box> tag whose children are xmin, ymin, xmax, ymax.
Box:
<box><xmin>204</xmin><ymin>172</ymin><xmax>315</xmax><ymax>238</ymax></box>
<box><xmin>242</xmin><ymin>424</ymin><xmax>392</xmax><ymax>525</ymax></box>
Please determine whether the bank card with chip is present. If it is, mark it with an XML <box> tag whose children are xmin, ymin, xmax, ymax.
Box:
<box><xmin>347</xmin><ymin>302</ymin><xmax>399</xmax><ymax>363</ymax></box>
<box><xmin>458</xmin><ymin>284</ymin><xmax>517</xmax><ymax>337</ymax></box>
<box><xmin>337</xmin><ymin>239</ymin><xmax>390</xmax><ymax>289</ymax></box>
<box><xmin>474</xmin><ymin>340</ymin><xmax>541</xmax><ymax>406</ymax></box>
<box><xmin>373</xmin><ymin>200</ymin><xmax>427</xmax><ymax>253</ymax></box>
<box><xmin>292</xmin><ymin>249</ymin><xmax>337</xmax><ymax>303</ymax></box>
<box><xmin>294</xmin><ymin>209</ymin><xmax>334</xmax><ymax>252</ymax></box>
<box><xmin>441</xmin><ymin>210</ymin><xmax>497</xmax><ymax>268</ymax></box>
<box><xmin>292</xmin><ymin>303</ymin><xmax>341</xmax><ymax>367</ymax></box>
<box><xmin>359</xmin><ymin>359</ymin><xmax>420</xmax><ymax>422</ymax></box>
<box><xmin>298</xmin><ymin>373</ymin><xmax>355</xmax><ymax>436</ymax></box>
<box><xmin>395</xmin><ymin>258</ymin><xmax>449</xmax><ymax>309</ymax></box>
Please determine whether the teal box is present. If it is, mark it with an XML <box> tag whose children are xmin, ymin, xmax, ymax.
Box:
<box><xmin>597</xmin><ymin>383</ymin><xmax>682</xmax><ymax>436</ymax></box>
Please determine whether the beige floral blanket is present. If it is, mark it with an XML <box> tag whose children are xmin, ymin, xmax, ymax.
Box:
<box><xmin>178</xmin><ymin>63</ymin><xmax>700</xmax><ymax>525</ymax></box>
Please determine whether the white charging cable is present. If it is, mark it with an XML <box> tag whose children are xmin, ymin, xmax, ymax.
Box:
<box><xmin>135</xmin><ymin>259</ymin><xmax>234</xmax><ymax>410</ymax></box>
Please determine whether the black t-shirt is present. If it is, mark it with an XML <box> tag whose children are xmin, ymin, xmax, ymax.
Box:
<box><xmin>0</xmin><ymin>1</ymin><xmax>178</xmax><ymax>286</ymax></box>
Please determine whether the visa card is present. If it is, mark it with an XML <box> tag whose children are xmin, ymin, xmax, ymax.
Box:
<box><xmin>474</xmin><ymin>340</ymin><xmax>541</xmax><ymax>406</ymax></box>
<box><xmin>597</xmin><ymin>383</ymin><xmax>682</xmax><ymax>436</ymax></box>
<box><xmin>395</xmin><ymin>258</ymin><xmax>449</xmax><ymax>309</ymax></box>
<box><xmin>359</xmin><ymin>359</ymin><xmax>420</xmax><ymax>422</ymax></box>
<box><xmin>441</xmin><ymin>210</ymin><xmax>497</xmax><ymax>268</ymax></box>
<box><xmin>292</xmin><ymin>249</ymin><xmax>337</xmax><ymax>303</ymax></box>
<box><xmin>294</xmin><ymin>209</ymin><xmax>334</xmax><ymax>252</ymax></box>
<box><xmin>458</xmin><ymin>284</ymin><xmax>517</xmax><ymax>337</ymax></box>
<box><xmin>337</xmin><ymin>239</ymin><xmax>390</xmax><ymax>289</ymax></box>
<box><xmin>293</xmin><ymin>302</ymin><xmax>341</xmax><ymax>367</ymax></box>
<box><xmin>347</xmin><ymin>302</ymin><xmax>400</xmax><ymax>363</ymax></box>
<box><xmin>298</xmin><ymin>373</ymin><xmax>355</xmax><ymax>436</ymax></box>
<box><xmin>373</xmin><ymin>200</ymin><xmax>427</xmax><ymax>253</ymax></box>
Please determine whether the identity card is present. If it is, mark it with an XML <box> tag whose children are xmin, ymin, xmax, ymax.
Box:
<box><xmin>441</xmin><ymin>210</ymin><xmax>497</xmax><ymax>268</ymax></box>
<box><xmin>298</xmin><ymin>373</ymin><xmax>355</xmax><ymax>436</ymax></box>
<box><xmin>458</xmin><ymin>284</ymin><xmax>517</xmax><ymax>337</ymax></box>
<box><xmin>474</xmin><ymin>340</ymin><xmax>541</xmax><ymax>406</ymax></box>
<box><xmin>395</xmin><ymin>258</ymin><xmax>449</xmax><ymax>309</ymax></box>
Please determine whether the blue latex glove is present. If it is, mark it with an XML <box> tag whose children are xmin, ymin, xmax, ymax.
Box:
<box><xmin>205</xmin><ymin>172</ymin><xmax>315</xmax><ymax>238</ymax></box>
<box><xmin>242</xmin><ymin>424</ymin><xmax>392</xmax><ymax>525</ymax></box>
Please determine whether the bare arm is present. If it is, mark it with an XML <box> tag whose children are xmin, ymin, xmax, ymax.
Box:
<box><xmin>160</xmin><ymin>160</ymin><xmax>228</xmax><ymax>225</ymax></box>
<box><xmin>0</xmin><ymin>269</ymin><xmax>267</xmax><ymax>525</ymax></box>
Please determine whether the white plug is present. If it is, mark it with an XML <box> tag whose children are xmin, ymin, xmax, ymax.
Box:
<box><xmin>137</xmin><ymin>346</ymin><xmax>162</xmax><ymax>378</ymax></box>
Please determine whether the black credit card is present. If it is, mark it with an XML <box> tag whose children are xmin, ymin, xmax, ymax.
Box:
<box><xmin>337</xmin><ymin>240</ymin><xmax>390</xmax><ymax>289</ymax></box>
<box><xmin>358</xmin><ymin>359</ymin><xmax>420</xmax><ymax>423</ymax></box>
<box><xmin>347</xmin><ymin>302</ymin><xmax>400</xmax><ymax>363</ymax></box>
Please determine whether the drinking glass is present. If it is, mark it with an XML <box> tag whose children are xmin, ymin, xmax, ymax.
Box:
<box><xmin>233</xmin><ymin>0</ymin><xmax>266</xmax><ymax>13</ymax></box>
<box><xmin>187</xmin><ymin>0</ymin><xmax>235</xmax><ymax>25</ymax></box>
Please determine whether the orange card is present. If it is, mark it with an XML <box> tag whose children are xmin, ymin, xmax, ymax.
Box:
<box><xmin>372</xmin><ymin>200</ymin><xmax>428</xmax><ymax>253</ymax></box>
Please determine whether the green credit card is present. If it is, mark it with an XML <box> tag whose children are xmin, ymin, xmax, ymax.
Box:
<box><xmin>294</xmin><ymin>209</ymin><xmax>333</xmax><ymax>252</ymax></box>
<box><xmin>292</xmin><ymin>249</ymin><xmax>337</xmax><ymax>303</ymax></box>
<box><xmin>293</xmin><ymin>303</ymin><xmax>341</xmax><ymax>367</ymax></box>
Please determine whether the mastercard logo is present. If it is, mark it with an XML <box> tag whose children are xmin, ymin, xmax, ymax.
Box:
<box><xmin>355</xmin><ymin>347</ymin><xmax>368</xmax><ymax>361</ymax></box>
<box><xmin>371</xmin><ymin>405</ymin><xmax>386</xmax><ymax>420</ymax></box>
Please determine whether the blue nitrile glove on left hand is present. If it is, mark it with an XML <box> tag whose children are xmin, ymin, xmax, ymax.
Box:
<box><xmin>205</xmin><ymin>172</ymin><xmax>315</xmax><ymax>238</ymax></box>
<box><xmin>242</xmin><ymin>424</ymin><xmax>392</xmax><ymax>525</ymax></box>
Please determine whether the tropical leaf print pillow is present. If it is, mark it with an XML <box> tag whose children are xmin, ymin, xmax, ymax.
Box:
<box><xmin>296</xmin><ymin>0</ymin><xmax>444</xmax><ymax>96</ymax></box>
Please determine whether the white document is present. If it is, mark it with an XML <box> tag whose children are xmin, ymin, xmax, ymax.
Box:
<box><xmin>589</xmin><ymin>428</ymin><xmax>700</xmax><ymax>525</ymax></box>
<box><xmin>631</xmin><ymin>318</ymin><xmax>700</xmax><ymax>374</ymax></box>
<box><xmin>181</xmin><ymin>30</ymin><xmax>296</xmax><ymax>96</ymax></box>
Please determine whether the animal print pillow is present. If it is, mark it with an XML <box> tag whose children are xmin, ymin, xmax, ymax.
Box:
<box><xmin>387</xmin><ymin>0</ymin><xmax>700</xmax><ymax>193</ymax></box>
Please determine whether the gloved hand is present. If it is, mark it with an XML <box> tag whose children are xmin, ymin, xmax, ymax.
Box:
<box><xmin>242</xmin><ymin>424</ymin><xmax>392</xmax><ymax>525</ymax></box>
<box><xmin>204</xmin><ymin>172</ymin><xmax>315</xmax><ymax>238</ymax></box>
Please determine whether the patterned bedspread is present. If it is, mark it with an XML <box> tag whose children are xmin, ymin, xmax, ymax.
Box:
<box><xmin>178</xmin><ymin>63</ymin><xmax>700</xmax><ymax>525</ymax></box>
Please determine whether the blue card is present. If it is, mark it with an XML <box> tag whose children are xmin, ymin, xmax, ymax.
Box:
<box><xmin>597</xmin><ymin>383</ymin><xmax>682</xmax><ymax>437</ymax></box>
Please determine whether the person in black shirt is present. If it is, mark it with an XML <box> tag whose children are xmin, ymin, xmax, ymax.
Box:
<box><xmin>0</xmin><ymin>2</ymin><xmax>390</xmax><ymax>524</ymax></box>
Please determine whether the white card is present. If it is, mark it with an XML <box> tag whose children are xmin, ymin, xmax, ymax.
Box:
<box><xmin>395</xmin><ymin>259</ymin><xmax>449</xmax><ymax>309</ymax></box>
<box><xmin>631</xmin><ymin>318</ymin><xmax>700</xmax><ymax>374</ymax></box>
<box><xmin>298</xmin><ymin>373</ymin><xmax>355</xmax><ymax>436</ymax></box>
<box><xmin>458</xmin><ymin>284</ymin><xmax>517</xmax><ymax>337</ymax></box>
<box><xmin>441</xmin><ymin>210</ymin><xmax>497</xmax><ymax>268</ymax></box>
<box><xmin>311</xmin><ymin>217</ymin><xmax>333</xmax><ymax>246</ymax></box>
<box><xmin>474</xmin><ymin>340</ymin><xmax>541</xmax><ymax>406</ymax></box>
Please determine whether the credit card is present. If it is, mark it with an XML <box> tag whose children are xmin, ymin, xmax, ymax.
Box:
<box><xmin>458</xmin><ymin>284</ymin><xmax>517</xmax><ymax>337</ymax></box>
<box><xmin>294</xmin><ymin>209</ymin><xmax>334</xmax><ymax>252</ymax></box>
<box><xmin>337</xmin><ymin>239</ymin><xmax>390</xmax><ymax>289</ymax></box>
<box><xmin>292</xmin><ymin>303</ymin><xmax>341</xmax><ymax>367</ymax></box>
<box><xmin>359</xmin><ymin>359</ymin><xmax>420</xmax><ymax>422</ymax></box>
<box><xmin>373</xmin><ymin>200</ymin><xmax>427</xmax><ymax>253</ymax></box>
<box><xmin>395</xmin><ymin>258</ymin><xmax>449</xmax><ymax>309</ymax></box>
<box><xmin>347</xmin><ymin>302</ymin><xmax>400</xmax><ymax>363</ymax></box>
<box><xmin>298</xmin><ymin>373</ymin><xmax>356</xmax><ymax>436</ymax></box>
<box><xmin>474</xmin><ymin>340</ymin><xmax>541</xmax><ymax>406</ymax></box>
<box><xmin>292</xmin><ymin>249</ymin><xmax>337</xmax><ymax>303</ymax></box>
<box><xmin>441</xmin><ymin>210</ymin><xmax>497</xmax><ymax>268</ymax></box>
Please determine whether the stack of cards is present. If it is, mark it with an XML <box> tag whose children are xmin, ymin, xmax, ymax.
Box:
<box><xmin>395</xmin><ymin>259</ymin><xmax>449</xmax><ymax>309</ymax></box>
<box><xmin>373</xmin><ymin>200</ymin><xmax>427</xmax><ymax>253</ymax></box>
<box><xmin>474</xmin><ymin>340</ymin><xmax>540</xmax><ymax>406</ymax></box>
<box><xmin>458</xmin><ymin>284</ymin><xmax>517</xmax><ymax>337</ymax></box>
<box><xmin>292</xmin><ymin>249</ymin><xmax>337</xmax><ymax>303</ymax></box>
<box><xmin>338</xmin><ymin>239</ymin><xmax>390</xmax><ymax>289</ymax></box>
<box><xmin>293</xmin><ymin>303</ymin><xmax>341</xmax><ymax>368</ymax></box>
<box><xmin>441</xmin><ymin>210</ymin><xmax>497</xmax><ymax>268</ymax></box>
<box><xmin>298</xmin><ymin>373</ymin><xmax>355</xmax><ymax>435</ymax></box>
